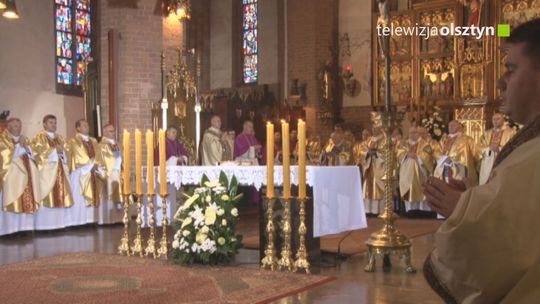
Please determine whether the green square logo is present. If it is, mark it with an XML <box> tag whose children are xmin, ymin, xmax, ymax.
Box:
<box><xmin>498</xmin><ymin>24</ymin><xmax>510</xmax><ymax>37</ymax></box>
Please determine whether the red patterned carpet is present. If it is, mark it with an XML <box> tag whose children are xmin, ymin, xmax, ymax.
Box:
<box><xmin>0</xmin><ymin>253</ymin><xmax>334</xmax><ymax>304</ymax></box>
<box><xmin>243</xmin><ymin>218</ymin><xmax>442</xmax><ymax>256</ymax></box>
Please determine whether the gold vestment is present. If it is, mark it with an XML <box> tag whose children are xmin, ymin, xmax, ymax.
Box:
<box><xmin>434</xmin><ymin>133</ymin><xmax>481</xmax><ymax>185</ymax></box>
<box><xmin>359</xmin><ymin>134</ymin><xmax>389</xmax><ymax>201</ymax></box>
<box><xmin>67</xmin><ymin>134</ymin><xmax>103</xmax><ymax>207</ymax></box>
<box><xmin>0</xmin><ymin>130</ymin><xmax>40</xmax><ymax>213</ymax></box>
<box><xmin>96</xmin><ymin>137</ymin><xmax>122</xmax><ymax>203</ymax></box>
<box><xmin>396</xmin><ymin>138</ymin><xmax>435</xmax><ymax>202</ymax></box>
<box><xmin>201</xmin><ymin>127</ymin><xmax>224</xmax><ymax>166</ymax></box>
<box><xmin>31</xmin><ymin>131</ymin><xmax>73</xmax><ymax>208</ymax></box>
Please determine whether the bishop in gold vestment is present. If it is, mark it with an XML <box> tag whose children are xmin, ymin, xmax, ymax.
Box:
<box><xmin>396</xmin><ymin>127</ymin><xmax>435</xmax><ymax>211</ymax></box>
<box><xmin>434</xmin><ymin>120</ymin><xmax>481</xmax><ymax>186</ymax></box>
<box><xmin>478</xmin><ymin>113</ymin><xmax>516</xmax><ymax>184</ymax></box>
<box><xmin>0</xmin><ymin>118</ymin><xmax>40</xmax><ymax>213</ymax></box>
<box><xmin>31</xmin><ymin>115</ymin><xmax>73</xmax><ymax>208</ymax></box>
<box><xmin>67</xmin><ymin>120</ymin><xmax>103</xmax><ymax>208</ymax></box>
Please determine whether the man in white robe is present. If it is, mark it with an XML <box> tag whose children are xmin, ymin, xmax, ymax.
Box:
<box><xmin>422</xmin><ymin>19</ymin><xmax>540</xmax><ymax>303</ymax></box>
<box><xmin>201</xmin><ymin>115</ymin><xmax>227</xmax><ymax>166</ymax></box>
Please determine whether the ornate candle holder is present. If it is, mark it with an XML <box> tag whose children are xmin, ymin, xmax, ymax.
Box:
<box><xmin>131</xmin><ymin>194</ymin><xmax>144</xmax><ymax>257</ymax></box>
<box><xmin>144</xmin><ymin>194</ymin><xmax>158</xmax><ymax>258</ymax></box>
<box><xmin>261</xmin><ymin>196</ymin><xmax>278</xmax><ymax>271</ymax></box>
<box><xmin>156</xmin><ymin>194</ymin><xmax>169</xmax><ymax>259</ymax></box>
<box><xmin>277</xmin><ymin>197</ymin><xmax>294</xmax><ymax>271</ymax></box>
<box><xmin>293</xmin><ymin>197</ymin><xmax>310</xmax><ymax>274</ymax></box>
<box><xmin>364</xmin><ymin>112</ymin><xmax>416</xmax><ymax>274</ymax></box>
<box><xmin>118</xmin><ymin>193</ymin><xmax>132</xmax><ymax>256</ymax></box>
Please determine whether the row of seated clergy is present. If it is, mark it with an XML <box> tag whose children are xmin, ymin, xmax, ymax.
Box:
<box><xmin>0</xmin><ymin>116</ymin><xmax>122</xmax><ymax>217</ymax></box>
<box><xmin>351</xmin><ymin>115</ymin><xmax>515</xmax><ymax>216</ymax></box>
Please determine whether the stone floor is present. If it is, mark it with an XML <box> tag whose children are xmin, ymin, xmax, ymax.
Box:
<box><xmin>0</xmin><ymin>210</ymin><xmax>442</xmax><ymax>304</ymax></box>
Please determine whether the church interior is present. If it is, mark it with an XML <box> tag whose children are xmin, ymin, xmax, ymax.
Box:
<box><xmin>1</xmin><ymin>0</ymin><xmax>540</xmax><ymax>303</ymax></box>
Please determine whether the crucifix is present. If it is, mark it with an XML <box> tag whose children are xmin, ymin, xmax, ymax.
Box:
<box><xmin>179</xmin><ymin>122</ymin><xmax>185</xmax><ymax>137</ymax></box>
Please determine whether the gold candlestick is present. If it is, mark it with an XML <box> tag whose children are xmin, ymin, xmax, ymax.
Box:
<box><xmin>118</xmin><ymin>194</ymin><xmax>132</xmax><ymax>256</ymax></box>
<box><xmin>144</xmin><ymin>194</ymin><xmax>158</xmax><ymax>258</ymax></box>
<box><xmin>364</xmin><ymin>112</ymin><xmax>416</xmax><ymax>274</ymax></box>
<box><xmin>277</xmin><ymin>198</ymin><xmax>293</xmax><ymax>271</ymax></box>
<box><xmin>294</xmin><ymin>197</ymin><xmax>310</xmax><ymax>274</ymax></box>
<box><xmin>157</xmin><ymin>194</ymin><xmax>169</xmax><ymax>259</ymax></box>
<box><xmin>131</xmin><ymin>195</ymin><xmax>144</xmax><ymax>257</ymax></box>
<box><xmin>364</xmin><ymin>0</ymin><xmax>415</xmax><ymax>274</ymax></box>
<box><xmin>261</xmin><ymin>197</ymin><xmax>278</xmax><ymax>271</ymax></box>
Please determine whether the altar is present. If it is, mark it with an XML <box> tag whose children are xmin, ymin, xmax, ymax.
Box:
<box><xmin>160</xmin><ymin>165</ymin><xmax>367</xmax><ymax>238</ymax></box>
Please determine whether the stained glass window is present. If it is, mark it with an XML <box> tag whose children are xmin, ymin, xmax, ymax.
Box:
<box><xmin>55</xmin><ymin>0</ymin><xmax>92</xmax><ymax>90</ymax></box>
<box><xmin>242</xmin><ymin>0</ymin><xmax>258</xmax><ymax>84</ymax></box>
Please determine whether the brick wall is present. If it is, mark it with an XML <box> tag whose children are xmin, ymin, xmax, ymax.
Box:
<box><xmin>287</xmin><ymin>0</ymin><xmax>337</xmax><ymax>140</ymax></box>
<box><xmin>99</xmin><ymin>0</ymin><xmax>183</xmax><ymax>168</ymax></box>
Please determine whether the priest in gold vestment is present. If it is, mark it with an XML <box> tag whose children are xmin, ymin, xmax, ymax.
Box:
<box><xmin>396</xmin><ymin>126</ymin><xmax>435</xmax><ymax>212</ymax></box>
<box><xmin>359</xmin><ymin>127</ymin><xmax>387</xmax><ymax>215</ymax></box>
<box><xmin>31</xmin><ymin>114</ymin><xmax>73</xmax><ymax>208</ymax></box>
<box><xmin>67</xmin><ymin>119</ymin><xmax>103</xmax><ymax>210</ymax></box>
<box><xmin>423</xmin><ymin>20</ymin><xmax>540</xmax><ymax>303</ymax></box>
<box><xmin>320</xmin><ymin>131</ymin><xmax>352</xmax><ymax>166</ymax></box>
<box><xmin>434</xmin><ymin>120</ymin><xmax>481</xmax><ymax>185</ymax></box>
<box><xmin>0</xmin><ymin>118</ymin><xmax>40</xmax><ymax>214</ymax></box>
<box><xmin>478</xmin><ymin>113</ymin><xmax>516</xmax><ymax>184</ymax></box>
<box><xmin>96</xmin><ymin>124</ymin><xmax>123</xmax><ymax>224</ymax></box>
<box><xmin>353</xmin><ymin>129</ymin><xmax>371</xmax><ymax>172</ymax></box>
<box><xmin>201</xmin><ymin>115</ymin><xmax>226</xmax><ymax>166</ymax></box>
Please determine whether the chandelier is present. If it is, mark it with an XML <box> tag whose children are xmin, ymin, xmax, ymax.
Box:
<box><xmin>165</xmin><ymin>0</ymin><xmax>191</xmax><ymax>21</ymax></box>
<box><xmin>1</xmin><ymin>0</ymin><xmax>20</xmax><ymax>19</ymax></box>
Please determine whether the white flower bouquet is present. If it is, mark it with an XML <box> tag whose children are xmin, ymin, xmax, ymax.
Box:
<box><xmin>421</xmin><ymin>106</ymin><xmax>447</xmax><ymax>140</ymax></box>
<box><xmin>172</xmin><ymin>172</ymin><xmax>243</xmax><ymax>265</ymax></box>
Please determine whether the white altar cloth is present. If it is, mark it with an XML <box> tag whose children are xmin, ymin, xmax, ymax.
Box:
<box><xmin>161</xmin><ymin>165</ymin><xmax>367</xmax><ymax>237</ymax></box>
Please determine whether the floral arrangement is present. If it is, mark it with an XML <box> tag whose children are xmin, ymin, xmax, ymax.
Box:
<box><xmin>421</xmin><ymin>106</ymin><xmax>447</xmax><ymax>140</ymax></box>
<box><xmin>171</xmin><ymin>172</ymin><xmax>243</xmax><ymax>265</ymax></box>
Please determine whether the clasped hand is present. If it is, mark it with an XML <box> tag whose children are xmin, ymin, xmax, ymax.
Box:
<box><xmin>422</xmin><ymin>176</ymin><xmax>471</xmax><ymax>218</ymax></box>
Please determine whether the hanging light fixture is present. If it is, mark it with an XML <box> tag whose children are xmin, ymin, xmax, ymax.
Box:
<box><xmin>166</xmin><ymin>0</ymin><xmax>191</xmax><ymax>21</ymax></box>
<box><xmin>2</xmin><ymin>0</ymin><xmax>20</xmax><ymax>19</ymax></box>
<box><xmin>0</xmin><ymin>0</ymin><xmax>7</xmax><ymax>10</ymax></box>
